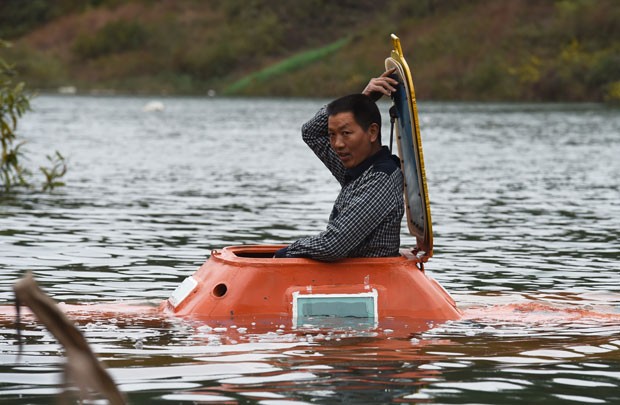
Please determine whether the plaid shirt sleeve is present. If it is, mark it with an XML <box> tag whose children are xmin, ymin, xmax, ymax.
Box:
<box><xmin>284</xmin><ymin>168</ymin><xmax>402</xmax><ymax>261</ymax></box>
<box><xmin>301</xmin><ymin>106</ymin><xmax>346</xmax><ymax>185</ymax></box>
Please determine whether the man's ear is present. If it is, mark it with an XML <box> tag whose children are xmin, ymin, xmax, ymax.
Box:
<box><xmin>368</xmin><ymin>123</ymin><xmax>380</xmax><ymax>143</ymax></box>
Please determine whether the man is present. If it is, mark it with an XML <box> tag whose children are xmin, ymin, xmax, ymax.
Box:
<box><xmin>275</xmin><ymin>70</ymin><xmax>403</xmax><ymax>261</ymax></box>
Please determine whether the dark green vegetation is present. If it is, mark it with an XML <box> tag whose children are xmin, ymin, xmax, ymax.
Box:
<box><xmin>1</xmin><ymin>0</ymin><xmax>619</xmax><ymax>101</ymax></box>
<box><xmin>0</xmin><ymin>41</ymin><xmax>31</xmax><ymax>191</ymax></box>
<box><xmin>1</xmin><ymin>40</ymin><xmax>66</xmax><ymax>192</ymax></box>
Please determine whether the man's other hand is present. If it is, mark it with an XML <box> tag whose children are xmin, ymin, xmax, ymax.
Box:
<box><xmin>362</xmin><ymin>68</ymin><xmax>398</xmax><ymax>102</ymax></box>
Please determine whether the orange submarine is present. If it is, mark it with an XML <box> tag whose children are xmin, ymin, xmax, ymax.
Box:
<box><xmin>160</xmin><ymin>35</ymin><xmax>462</xmax><ymax>326</ymax></box>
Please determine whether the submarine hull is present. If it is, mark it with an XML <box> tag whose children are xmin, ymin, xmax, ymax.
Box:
<box><xmin>161</xmin><ymin>245</ymin><xmax>461</xmax><ymax>325</ymax></box>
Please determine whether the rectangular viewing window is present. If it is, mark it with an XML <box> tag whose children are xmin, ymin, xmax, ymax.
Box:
<box><xmin>168</xmin><ymin>276</ymin><xmax>198</xmax><ymax>308</ymax></box>
<box><xmin>292</xmin><ymin>290</ymin><xmax>378</xmax><ymax>324</ymax></box>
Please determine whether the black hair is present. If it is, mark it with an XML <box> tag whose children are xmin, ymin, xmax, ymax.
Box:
<box><xmin>326</xmin><ymin>94</ymin><xmax>381</xmax><ymax>142</ymax></box>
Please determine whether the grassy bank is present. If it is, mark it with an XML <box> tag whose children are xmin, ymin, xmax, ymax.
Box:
<box><xmin>1</xmin><ymin>0</ymin><xmax>619</xmax><ymax>101</ymax></box>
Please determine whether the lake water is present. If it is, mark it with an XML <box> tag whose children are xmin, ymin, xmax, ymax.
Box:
<box><xmin>1</xmin><ymin>95</ymin><xmax>619</xmax><ymax>404</ymax></box>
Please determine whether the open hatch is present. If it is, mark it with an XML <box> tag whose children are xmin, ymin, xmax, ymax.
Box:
<box><xmin>385</xmin><ymin>34</ymin><xmax>434</xmax><ymax>260</ymax></box>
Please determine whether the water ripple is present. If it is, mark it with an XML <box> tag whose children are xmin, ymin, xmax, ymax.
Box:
<box><xmin>1</xmin><ymin>97</ymin><xmax>619</xmax><ymax>403</ymax></box>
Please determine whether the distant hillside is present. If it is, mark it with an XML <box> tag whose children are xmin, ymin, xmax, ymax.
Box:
<box><xmin>1</xmin><ymin>0</ymin><xmax>619</xmax><ymax>101</ymax></box>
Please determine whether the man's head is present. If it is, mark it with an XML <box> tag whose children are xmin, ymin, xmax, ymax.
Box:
<box><xmin>326</xmin><ymin>94</ymin><xmax>382</xmax><ymax>169</ymax></box>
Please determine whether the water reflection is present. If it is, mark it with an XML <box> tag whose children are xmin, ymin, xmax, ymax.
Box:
<box><xmin>3</xmin><ymin>307</ymin><xmax>618</xmax><ymax>403</ymax></box>
<box><xmin>0</xmin><ymin>96</ymin><xmax>619</xmax><ymax>403</ymax></box>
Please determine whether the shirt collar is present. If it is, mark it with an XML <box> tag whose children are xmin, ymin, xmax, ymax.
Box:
<box><xmin>344</xmin><ymin>146</ymin><xmax>392</xmax><ymax>184</ymax></box>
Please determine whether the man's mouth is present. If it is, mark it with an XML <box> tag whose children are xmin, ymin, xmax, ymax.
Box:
<box><xmin>337</xmin><ymin>153</ymin><xmax>351</xmax><ymax>162</ymax></box>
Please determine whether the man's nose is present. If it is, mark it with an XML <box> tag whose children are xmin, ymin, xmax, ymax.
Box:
<box><xmin>331</xmin><ymin>134</ymin><xmax>344</xmax><ymax>149</ymax></box>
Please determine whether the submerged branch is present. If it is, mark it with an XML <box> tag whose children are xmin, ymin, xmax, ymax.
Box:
<box><xmin>13</xmin><ymin>272</ymin><xmax>126</xmax><ymax>405</ymax></box>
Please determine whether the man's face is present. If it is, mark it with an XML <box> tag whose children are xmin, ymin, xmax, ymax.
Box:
<box><xmin>328</xmin><ymin>112</ymin><xmax>379</xmax><ymax>169</ymax></box>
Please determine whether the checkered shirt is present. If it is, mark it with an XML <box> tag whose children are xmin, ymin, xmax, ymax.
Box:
<box><xmin>282</xmin><ymin>107</ymin><xmax>404</xmax><ymax>261</ymax></box>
